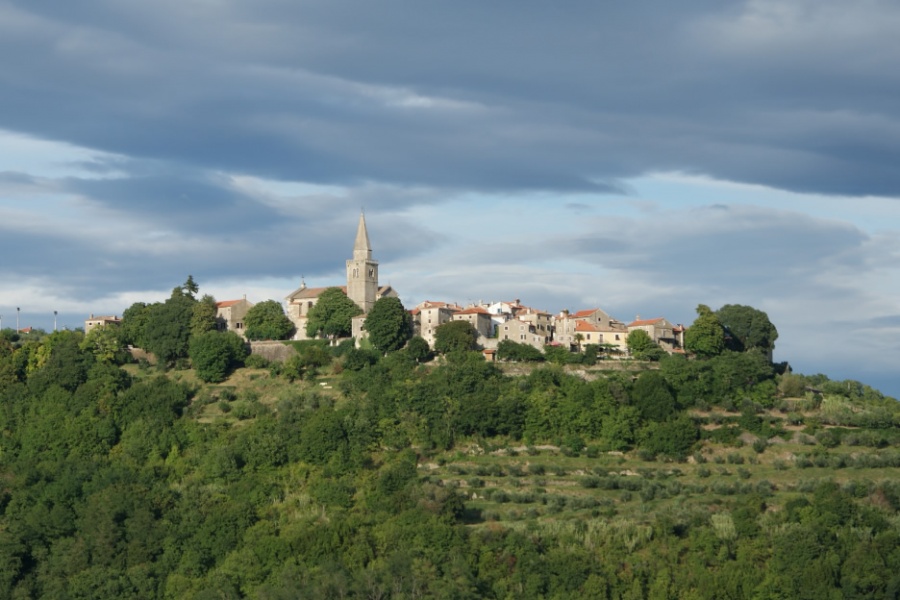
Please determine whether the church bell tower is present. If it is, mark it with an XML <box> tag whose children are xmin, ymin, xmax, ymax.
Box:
<box><xmin>346</xmin><ymin>213</ymin><xmax>378</xmax><ymax>313</ymax></box>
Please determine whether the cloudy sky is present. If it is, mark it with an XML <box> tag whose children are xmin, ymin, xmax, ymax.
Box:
<box><xmin>1</xmin><ymin>1</ymin><xmax>899</xmax><ymax>396</ymax></box>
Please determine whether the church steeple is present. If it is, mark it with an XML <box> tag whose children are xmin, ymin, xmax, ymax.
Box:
<box><xmin>347</xmin><ymin>213</ymin><xmax>378</xmax><ymax>313</ymax></box>
<box><xmin>353</xmin><ymin>212</ymin><xmax>372</xmax><ymax>260</ymax></box>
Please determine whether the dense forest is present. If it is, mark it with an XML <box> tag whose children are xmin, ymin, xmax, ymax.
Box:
<box><xmin>1</xmin><ymin>288</ymin><xmax>900</xmax><ymax>598</ymax></box>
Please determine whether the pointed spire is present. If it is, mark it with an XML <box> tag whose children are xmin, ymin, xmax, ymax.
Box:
<box><xmin>353</xmin><ymin>212</ymin><xmax>372</xmax><ymax>260</ymax></box>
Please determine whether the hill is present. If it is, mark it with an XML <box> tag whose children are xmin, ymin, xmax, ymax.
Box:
<box><xmin>1</xmin><ymin>331</ymin><xmax>899</xmax><ymax>598</ymax></box>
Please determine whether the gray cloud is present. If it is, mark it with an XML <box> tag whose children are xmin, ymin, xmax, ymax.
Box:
<box><xmin>1</xmin><ymin>1</ymin><xmax>898</xmax><ymax>195</ymax></box>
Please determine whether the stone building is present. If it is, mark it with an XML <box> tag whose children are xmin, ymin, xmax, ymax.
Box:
<box><xmin>496</xmin><ymin>318</ymin><xmax>547</xmax><ymax>350</ymax></box>
<box><xmin>285</xmin><ymin>213</ymin><xmax>398</xmax><ymax>340</ymax></box>
<box><xmin>554</xmin><ymin>307</ymin><xmax>628</xmax><ymax>353</ymax></box>
<box><xmin>626</xmin><ymin>317</ymin><xmax>684</xmax><ymax>352</ymax></box>
<box><xmin>216</xmin><ymin>297</ymin><xmax>254</xmax><ymax>337</ymax></box>
<box><xmin>452</xmin><ymin>306</ymin><xmax>493</xmax><ymax>340</ymax></box>
<box><xmin>85</xmin><ymin>314</ymin><xmax>121</xmax><ymax>334</ymax></box>
<box><xmin>411</xmin><ymin>301</ymin><xmax>462</xmax><ymax>347</ymax></box>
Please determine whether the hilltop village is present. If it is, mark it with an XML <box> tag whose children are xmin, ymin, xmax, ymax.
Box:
<box><xmin>86</xmin><ymin>214</ymin><xmax>686</xmax><ymax>358</ymax></box>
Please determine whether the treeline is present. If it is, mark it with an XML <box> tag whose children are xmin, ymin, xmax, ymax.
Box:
<box><xmin>1</xmin><ymin>303</ymin><xmax>900</xmax><ymax>597</ymax></box>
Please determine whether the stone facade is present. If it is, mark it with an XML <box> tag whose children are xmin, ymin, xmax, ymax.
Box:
<box><xmin>412</xmin><ymin>301</ymin><xmax>461</xmax><ymax>347</ymax></box>
<box><xmin>554</xmin><ymin>307</ymin><xmax>629</xmax><ymax>353</ymax></box>
<box><xmin>451</xmin><ymin>306</ymin><xmax>493</xmax><ymax>339</ymax></box>
<box><xmin>346</xmin><ymin>213</ymin><xmax>379</xmax><ymax>314</ymax></box>
<box><xmin>626</xmin><ymin>317</ymin><xmax>683</xmax><ymax>352</ymax></box>
<box><xmin>216</xmin><ymin>297</ymin><xmax>253</xmax><ymax>337</ymax></box>
<box><xmin>84</xmin><ymin>314</ymin><xmax>121</xmax><ymax>334</ymax></box>
<box><xmin>496</xmin><ymin>318</ymin><xmax>547</xmax><ymax>350</ymax></box>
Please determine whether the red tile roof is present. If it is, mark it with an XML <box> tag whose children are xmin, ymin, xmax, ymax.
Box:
<box><xmin>575</xmin><ymin>320</ymin><xmax>602</xmax><ymax>333</ymax></box>
<box><xmin>216</xmin><ymin>299</ymin><xmax>244</xmax><ymax>308</ymax></box>
<box><xmin>627</xmin><ymin>317</ymin><xmax>665</xmax><ymax>327</ymax></box>
<box><xmin>289</xmin><ymin>286</ymin><xmax>348</xmax><ymax>300</ymax></box>
<box><xmin>571</xmin><ymin>308</ymin><xmax>600</xmax><ymax>319</ymax></box>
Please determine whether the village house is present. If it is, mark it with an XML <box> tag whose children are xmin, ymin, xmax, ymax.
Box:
<box><xmin>496</xmin><ymin>317</ymin><xmax>547</xmax><ymax>350</ymax></box>
<box><xmin>553</xmin><ymin>307</ymin><xmax>629</xmax><ymax>354</ymax></box>
<box><xmin>84</xmin><ymin>314</ymin><xmax>121</xmax><ymax>334</ymax></box>
<box><xmin>451</xmin><ymin>306</ymin><xmax>493</xmax><ymax>340</ymax></box>
<box><xmin>626</xmin><ymin>316</ymin><xmax>685</xmax><ymax>352</ymax></box>
<box><xmin>515</xmin><ymin>305</ymin><xmax>554</xmax><ymax>340</ymax></box>
<box><xmin>216</xmin><ymin>297</ymin><xmax>254</xmax><ymax>337</ymax></box>
<box><xmin>411</xmin><ymin>301</ymin><xmax>462</xmax><ymax>347</ymax></box>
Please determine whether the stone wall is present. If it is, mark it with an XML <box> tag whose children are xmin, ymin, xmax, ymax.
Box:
<box><xmin>248</xmin><ymin>340</ymin><xmax>297</xmax><ymax>363</ymax></box>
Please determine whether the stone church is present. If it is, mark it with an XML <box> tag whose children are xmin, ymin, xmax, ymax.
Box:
<box><xmin>284</xmin><ymin>213</ymin><xmax>398</xmax><ymax>340</ymax></box>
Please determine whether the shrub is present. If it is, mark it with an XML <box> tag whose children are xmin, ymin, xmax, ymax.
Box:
<box><xmin>231</xmin><ymin>400</ymin><xmax>257</xmax><ymax>420</ymax></box>
<box><xmin>726</xmin><ymin>453</ymin><xmax>745</xmax><ymax>465</ymax></box>
<box><xmin>580</xmin><ymin>476</ymin><xmax>601</xmax><ymax>489</ymax></box>
<box><xmin>189</xmin><ymin>331</ymin><xmax>248</xmax><ymax>383</ymax></box>
<box><xmin>243</xmin><ymin>353</ymin><xmax>271</xmax><ymax>369</ymax></box>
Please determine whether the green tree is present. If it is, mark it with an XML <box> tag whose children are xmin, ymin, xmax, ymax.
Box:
<box><xmin>80</xmin><ymin>325</ymin><xmax>123</xmax><ymax>364</ymax></box>
<box><xmin>118</xmin><ymin>301</ymin><xmax>153</xmax><ymax>347</ymax></box>
<box><xmin>142</xmin><ymin>287</ymin><xmax>197</xmax><ymax>366</ymax></box>
<box><xmin>684</xmin><ymin>304</ymin><xmax>725</xmax><ymax>358</ymax></box>
<box><xmin>715</xmin><ymin>304</ymin><xmax>779</xmax><ymax>355</ymax></box>
<box><xmin>364</xmin><ymin>297</ymin><xmax>412</xmax><ymax>353</ymax></box>
<box><xmin>631</xmin><ymin>371</ymin><xmax>677</xmax><ymax>422</ymax></box>
<box><xmin>433</xmin><ymin>320</ymin><xmax>478</xmax><ymax>354</ymax></box>
<box><xmin>191</xmin><ymin>294</ymin><xmax>219</xmax><ymax>337</ymax></box>
<box><xmin>627</xmin><ymin>329</ymin><xmax>664</xmax><ymax>360</ymax></box>
<box><xmin>639</xmin><ymin>415</ymin><xmax>699</xmax><ymax>459</ymax></box>
<box><xmin>405</xmin><ymin>336</ymin><xmax>433</xmax><ymax>363</ymax></box>
<box><xmin>0</xmin><ymin>337</ymin><xmax>16</xmax><ymax>385</ymax></box>
<box><xmin>183</xmin><ymin>274</ymin><xmax>199</xmax><ymax>298</ymax></box>
<box><xmin>305</xmin><ymin>288</ymin><xmax>362</xmax><ymax>339</ymax></box>
<box><xmin>245</xmin><ymin>300</ymin><xmax>294</xmax><ymax>341</ymax></box>
<box><xmin>26</xmin><ymin>331</ymin><xmax>94</xmax><ymax>393</ymax></box>
<box><xmin>189</xmin><ymin>331</ymin><xmax>248</xmax><ymax>383</ymax></box>
<box><xmin>497</xmin><ymin>339</ymin><xmax>544</xmax><ymax>362</ymax></box>
<box><xmin>543</xmin><ymin>344</ymin><xmax>577</xmax><ymax>364</ymax></box>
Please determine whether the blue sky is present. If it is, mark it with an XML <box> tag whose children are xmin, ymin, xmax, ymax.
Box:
<box><xmin>0</xmin><ymin>1</ymin><xmax>898</xmax><ymax>396</ymax></box>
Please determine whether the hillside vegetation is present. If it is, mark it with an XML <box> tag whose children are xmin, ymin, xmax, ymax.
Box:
<box><xmin>1</xmin><ymin>327</ymin><xmax>900</xmax><ymax>599</ymax></box>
